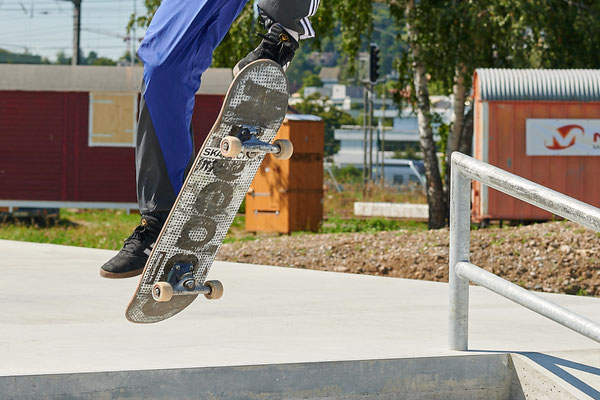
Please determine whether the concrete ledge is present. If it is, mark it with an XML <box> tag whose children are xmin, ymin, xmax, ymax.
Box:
<box><xmin>354</xmin><ymin>202</ymin><xmax>429</xmax><ymax>219</ymax></box>
<box><xmin>1</xmin><ymin>354</ymin><xmax>513</xmax><ymax>400</ymax></box>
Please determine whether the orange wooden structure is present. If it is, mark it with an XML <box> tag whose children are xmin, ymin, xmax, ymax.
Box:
<box><xmin>245</xmin><ymin>116</ymin><xmax>324</xmax><ymax>233</ymax></box>
<box><xmin>473</xmin><ymin>69</ymin><xmax>600</xmax><ymax>222</ymax></box>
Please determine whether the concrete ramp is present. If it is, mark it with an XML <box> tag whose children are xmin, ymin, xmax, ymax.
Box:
<box><xmin>1</xmin><ymin>240</ymin><xmax>599</xmax><ymax>399</ymax></box>
<box><xmin>3</xmin><ymin>355</ymin><xmax>514</xmax><ymax>400</ymax></box>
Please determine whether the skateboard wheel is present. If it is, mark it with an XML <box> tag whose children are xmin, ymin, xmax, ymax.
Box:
<box><xmin>220</xmin><ymin>136</ymin><xmax>242</xmax><ymax>158</ymax></box>
<box><xmin>152</xmin><ymin>282</ymin><xmax>173</xmax><ymax>302</ymax></box>
<box><xmin>273</xmin><ymin>139</ymin><xmax>293</xmax><ymax>160</ymax></box>
<box><xmin>204</xmin><ymin>280</ymin><xmax>224</xmax><ymax>300</ymax></box>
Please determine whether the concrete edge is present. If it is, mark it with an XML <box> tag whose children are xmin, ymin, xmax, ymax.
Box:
<box><xmin>510</xmin><ymin>351</ymin><xmax>600</xmax><ymax>400</ymax></box>
<box><xmin>1</xmin><ymin>354</ymin><xmax>512</xmax><ymax>400</ymax></box>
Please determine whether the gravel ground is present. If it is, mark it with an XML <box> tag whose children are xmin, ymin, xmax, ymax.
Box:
<box><xmin>218</xmin><ymin>221</ymin><xmax>600</xmax><ymax>297</ymax></box>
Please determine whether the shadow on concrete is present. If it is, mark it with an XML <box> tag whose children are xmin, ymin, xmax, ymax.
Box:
<box><xmin>519</xmin><ymin>352</ymin><xmax>600</xmax><ymax>399</ymax></box>
<box><xmin>470</xmin><ymin>349</ymin><xmax>600</xmax><ymax>399</ymax></box>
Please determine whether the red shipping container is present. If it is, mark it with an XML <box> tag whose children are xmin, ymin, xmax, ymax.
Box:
<box><xmin>472</xmin><ymin>69</ymin><xmax>600</xmax><ymax>223</ymax></box>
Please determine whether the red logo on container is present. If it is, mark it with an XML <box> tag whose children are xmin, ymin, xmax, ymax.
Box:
<box><xmin>545</xmin><ymin>125</ymin><xmax>584</xmax><ymax>150</ymax></box>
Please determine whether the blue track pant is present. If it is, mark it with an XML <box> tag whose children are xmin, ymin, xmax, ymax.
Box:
<box><xmin>135</xmin><ymin>0</ymin><xmax>318</xmax><ymax>215</ymax></box>
<box><xmin>135</xmin><ymin>0</ymin><xmax>248</xmax><ymax>215</ymax></box>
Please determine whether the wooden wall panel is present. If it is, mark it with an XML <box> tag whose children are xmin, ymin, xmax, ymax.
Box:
<box><xmin>474</xmin><ymin>100</ymin><xmax>600</xmax><ymax>221</ymax></box>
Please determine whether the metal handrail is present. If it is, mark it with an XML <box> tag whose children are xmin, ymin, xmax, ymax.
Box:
<box><xmin>449</xmin><ymin>152</ymin><xmax>600</xmax><ymax>350</ymax></box>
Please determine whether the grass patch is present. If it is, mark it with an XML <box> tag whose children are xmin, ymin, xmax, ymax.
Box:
<box><xmin>0</xmin><ymin>180</ymin><xmax>429</xmax><ymax>249</ymax></box>
<box><xmin>0</xmin><ymin>209</ymin><xmax>140</xmax><ymax>250</ymax></box>
<box><xmin>324</xmin><ymin>182</ymin><xmax>426</xmax><ymax>219</ymax></box>
<box><xmin>319</xmin><ymin>216</ymin><xmax>426</xmax><ymax>234</ymax></box>
<box><xmin>0</xmin><ymin>210</ymin><xmax>256</xmax><ymax>249</ymax></box>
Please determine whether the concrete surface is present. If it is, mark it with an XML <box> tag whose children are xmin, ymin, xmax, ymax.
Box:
<box><xmin>354</xmin><ymin>202</ymin><xmax>428</xmax><ymax>219</ymax></box>
<box><xmin>511</xmin><ymin>350</ymin><xmax>600</xmax><ymax>400</ymax></box>
<box><xmin>1</xmin><ymin>239</ymin><xmax>600</xmax><ymax>399</ymax></box>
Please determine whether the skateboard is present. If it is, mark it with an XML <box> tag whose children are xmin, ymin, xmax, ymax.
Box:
<box><xmin>126</xmin><ymin>60</ymin><xmax>291</xmax><ymax>323</ymax></box>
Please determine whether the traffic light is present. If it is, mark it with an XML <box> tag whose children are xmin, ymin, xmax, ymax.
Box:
<box><xmin>369</xmin><ymin>43</ymin><xmax>380</xmax><ymax>83</ymax></box>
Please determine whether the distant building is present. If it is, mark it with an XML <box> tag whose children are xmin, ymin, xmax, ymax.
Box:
<box><xmin>0</xmin><ymin>64</ymin><xmax>231</xmax><ymax>211</ymax></box>
<box><xmin>307</xmin><ymin>52</ymin><xmax>336</xmax><ymax>66</ymax></box>
<box><xmin>303</xmin><ymin>86</ymin><xmax>332</xmax><ymax>98</ymax></box>
<box><xmin>0</xmin><ymin>50</ymin><xmax>43</xmax><ymax>64</ymax></box>
<box><xmin>319</xmin><ymin>67</ymin><xmax>340</xmax><ymax>85</ymax></box>
<box><xmin>333</xmin><ymin>95</ymin><xmax>452</xmax><ymax>168</ymax></box>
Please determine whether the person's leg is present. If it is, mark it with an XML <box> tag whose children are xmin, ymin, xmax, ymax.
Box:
<box><xmin>137</xmin><ymin>0</ymin><xmax>247</xmax><ymax>214</ymax></box>
<box><xmin>233</xmin><ymin>0</ymin><xmax>320</xmax><ymax>75</ymax></box>
<box><xmin>256</xmin><ymin>0</ymin><xmax>320</xmax><ymax>39</ymax></box>
<box><xmin>101</xmin><ymin>0</ymin><xmax>248</xmax><ymax>278</ymax></box>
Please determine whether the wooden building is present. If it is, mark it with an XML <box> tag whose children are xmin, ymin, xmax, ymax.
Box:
<box><xmin>246</xmin><ymin>115</ymin><xmax>324</xmax><ymax>233</ymax></box>
<box><xmin>0</xmin><ymin>64</ymin><xmax>231</xmax><ymax>211</ymax></box>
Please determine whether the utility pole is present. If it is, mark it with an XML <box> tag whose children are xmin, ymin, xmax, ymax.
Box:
<box><xmin>380</xmin><ymin>82</ymin><xmax>386</xmax><ymax>185</ymax></box>
<box><xmin>368</xmin><ymin>85</ymin><xmax>373</xmax><ymax>181</ymax></box>
<box><xmin>362</xmin><ymin>84</ymin><xmax>369</xmax><ymax>184</ymax></box>
<box><xmin>359</xmin><ymin>51</ymin><xmax>369</xmax><ymax>184</ymax></box>
<box><xmin>368</xmin><ymin>43</ymin><xmax>380</xmax><ymax>183</ymax></box>
<box><xmin>62</xmin><ymin>0</ymin><xmax>82</xmax><ymax>65</ymax></box>
<box><xmin>72</xmin><ymin>0</ymin><xmax>81</xmax><ymax>65</ymax></box>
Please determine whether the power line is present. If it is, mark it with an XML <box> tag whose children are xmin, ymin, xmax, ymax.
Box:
<box><xmin>1</xmin><ymin>0</ymin><xmax>147</xmax><ymax>61</ymax></box>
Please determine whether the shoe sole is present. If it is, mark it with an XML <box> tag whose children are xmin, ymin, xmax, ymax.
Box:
<box><xmin>100</xmin><ymin>267</ymin><xmax>144</xmax><ymax>279</ymax></box>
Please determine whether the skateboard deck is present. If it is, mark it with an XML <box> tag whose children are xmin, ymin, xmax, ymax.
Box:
<box><xmin>126</xmin><ymin>60</ymin><xmax>289</xmax><ymax>323</ymax></box>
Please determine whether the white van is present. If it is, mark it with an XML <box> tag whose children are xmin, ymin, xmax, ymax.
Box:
<box><xmin>376</xmin><ymin>159</ymin><xmax>426</xmax><ymax>188</ymax></box>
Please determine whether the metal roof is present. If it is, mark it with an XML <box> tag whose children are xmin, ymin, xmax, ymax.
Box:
<box><xmin>475</xmin><ymin>69</ymin><xmax>600</xmax><ymax>102</ymax></box>
<box><xmin>0</xmin><ymin>64</ymin><xmax>232</xmax><ymax>94</ymax></box>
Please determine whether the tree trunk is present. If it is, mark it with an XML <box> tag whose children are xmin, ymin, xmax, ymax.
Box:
<box><xmin>443</xmin><ymin>65</ymin><xmax>467</xmax><ymax>208</ymax></box>
<box><xmin>406</xmin><ymin>0</ymin><xmax>447</xmax><ymax>229</ymax></box>
<box><xmin>458</xmin><ymin>107</ymin><xmax>474</xmax><ymax>155</ymax></box>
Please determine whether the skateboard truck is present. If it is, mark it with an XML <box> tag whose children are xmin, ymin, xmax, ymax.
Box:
<box><xmin>220</xmin><ymin>127</ymin><xmax>293</xmax><ymax>160</ymax></box>
<box><xmin>152</xmin><ymin>262</ymin><xmax>223</xmax><ymax>303</ymax></box>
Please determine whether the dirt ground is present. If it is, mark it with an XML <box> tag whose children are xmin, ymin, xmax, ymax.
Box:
<box><xmin>218</xmin><ymin>221</ymin><xmax>600</xmax><ymax>297</ymax></box>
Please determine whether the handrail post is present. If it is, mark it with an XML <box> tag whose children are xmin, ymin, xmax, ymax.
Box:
<box><xmin>449</xmin><ymin>153</ymin><xmax>471</xmax><ymax>350</ymax></box>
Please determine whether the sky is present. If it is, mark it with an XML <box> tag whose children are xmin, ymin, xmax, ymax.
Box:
<box><xmin>0</xmin><ymin>0</ymin><xmax>149</xmax><ymax>62</ymax></box>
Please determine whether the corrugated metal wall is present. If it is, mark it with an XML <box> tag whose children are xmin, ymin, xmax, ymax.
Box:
<box><xmin>0</xmin><ymin>91</ymin><xmax>223</xmax><ymax>205</ymax></box>
<box><xmin>484</xmin><ymin>101</ymin><xmax>600</xmax><ymax>220</ymax></box>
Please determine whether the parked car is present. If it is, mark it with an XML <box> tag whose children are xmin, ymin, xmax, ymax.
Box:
<box><xmin>377</xmin><ymin>159</ymin><xmax>426</xmax><ymax>188</ymax></box>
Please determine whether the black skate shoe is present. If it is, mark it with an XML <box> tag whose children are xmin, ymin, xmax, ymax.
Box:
<box><xmin>99</xmin><ymin>213</ymin><xmax>165</xmax><ymax>279</ymax></box>
<box><xmin>233</xmin><ymin>22</ymin><xmax>299</xmax><ymax>76</ymax></box>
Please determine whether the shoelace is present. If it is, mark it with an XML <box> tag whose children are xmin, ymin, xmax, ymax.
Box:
<box><xmin>122</xmin><ymin>226</ymin><xmax>146</xmax><ymax>253</ymax></box>
<box><xmin>122</xmin><ymin>219</ymin><xmax>158</xmax><ymax>253</ymax></box>
<box><xmin>255</xmin><ymin>32</ymin><xmax>280</xmax><ymax>47</ymax></box>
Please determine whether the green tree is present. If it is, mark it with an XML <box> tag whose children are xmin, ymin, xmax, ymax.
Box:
<box><xmin>285</xmin><ymin>47</ymin><xmax>322</xmax><ymax>92</ymax></box>
<box><xmin>528</xmin><ymin>1</ymin><xmax>600</xmax><ymax>69</ymax></box>
<box><xmin>302</xmin><ymin>73</ymin><xmax>323</xmax><ymax>88</ymax></box>
<box><xmin>211</xmin><ymin>2</ymin><xmax>260</xmax><ymax>68</ymax></box>
<box><xmin>92</xmin><ymin>57</ymin><xmax>117</xmax><ymax>66</ymax></box>
<box><xmin>55</xmin><ymin>51</ymin><xmax>71</xmax><ymax>65</ymax></box>
<box><xmin>387</xmin><ymin>0</ymin><xmax>600</xmax><ymax>227</ymax></box>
